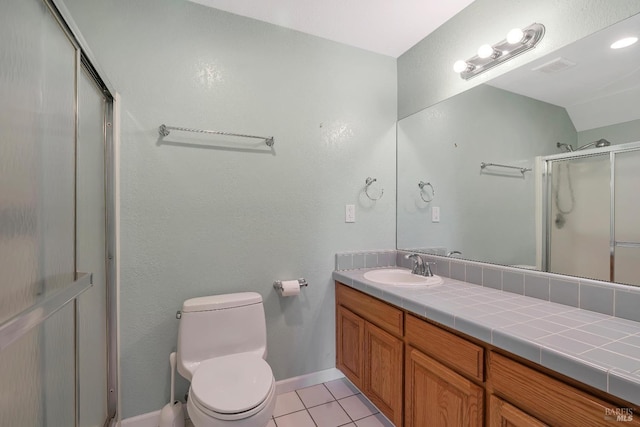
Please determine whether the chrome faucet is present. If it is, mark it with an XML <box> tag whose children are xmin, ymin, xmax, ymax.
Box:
<box><xmin>446</xmin><ymin>250</ymin><xmax>462</xmax><ymax>257</ymax></box>
<box><xmin>405</xmin><ymin>253</ymin><xmax>435</xmax><ymax>277</ymax></box>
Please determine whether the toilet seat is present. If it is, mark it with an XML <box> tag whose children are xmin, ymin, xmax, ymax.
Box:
<box><xmin>190</xmin><ymin>353</ymin><xmax>275</xmax><ymax>421</ymax></box>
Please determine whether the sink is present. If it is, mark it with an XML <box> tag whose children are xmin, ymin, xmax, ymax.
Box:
<box><xmin>363</xmin><ymin>269</ymin><xmax>443</xmax><ymax>287</ymax></box>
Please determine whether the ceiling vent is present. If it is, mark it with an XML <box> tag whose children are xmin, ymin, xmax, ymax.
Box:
<box><xmin>531</xmin><ymin>57</ymin><xmax>576</xmax><ymax>73</ymax></box>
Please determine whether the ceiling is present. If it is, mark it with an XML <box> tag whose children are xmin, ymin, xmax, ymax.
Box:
<box><xmin>488</xmin><ymin>13</ymin><xmax>640</xmax><ymax>132</ymax></box>
<box><xmin>188</xmin><ymin>0</ymin><xmax>476</xmax><ymax>57</ymax></box>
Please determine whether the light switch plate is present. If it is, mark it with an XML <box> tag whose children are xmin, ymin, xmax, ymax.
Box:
<box><xmin>345</xmin><ymin>204</ymin><xmax>355</xmax><ymax>223</ymax></box>
<box><xmin>432</xmin><ymin>206</ymin><xmax>440</xmax><ymax>222</ymax></box>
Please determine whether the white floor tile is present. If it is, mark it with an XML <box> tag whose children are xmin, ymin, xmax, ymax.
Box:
<box><xmin>339</xmin><ymin>394</ymin><xmax>378</xmax><ymax>420</ymax></box>
<box><xmin>308</xmin><ymin>401</ymin><xmax>352</xmax><ymax>427</ymax></box>
<box><xmin>324</xmin><ymin>377</ymin><xmax>360</xmax><ymax>400</ymax></box>
<box><xmin>184</xmin><ymin>377</ymin><xmax>386</xmax><ymax>427</ymax></box>
<box><xmin>296</xmin><ymin>384</ymin><xmax>335</xmax><ymax>408</ymax></box>
<box><xmin>354</xmin><ymin>413</ymin><xmax>395</xmax><ymax>427</ymax></box>
<box><xmin>273</xmin><ymin>391</ymin><xmax>305</xmax><ymax>417</ymax></box>
<box><xmin>274</xmin><ymin>410</ymin><xmax>316</xmax><ymax>427</ymax></box>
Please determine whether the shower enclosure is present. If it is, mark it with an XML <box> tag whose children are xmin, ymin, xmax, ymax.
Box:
<box><xmin>543</xmin><ymin>141</ymin><xmax>640</xmax><ymax>286</ymax></box>
<box><xmin>0</xmin><ymin>0</ymin><xmax>117</xmax><ymax>425</ymax></box>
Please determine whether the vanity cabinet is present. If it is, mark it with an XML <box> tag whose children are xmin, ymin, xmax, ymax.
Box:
<box><xmin>336</xmin><ymin>305</ymin><xmax>365</xmax><ymax>390</ymax></box>
<box><xmin>336</xmin><ymin>284</ymin><xmax>403</xmax><ymax>426</ymax></box>
<box><xmin>364</xmin><ymin>321</ymin><xmax>403</xmax><ymax>425</ymax></box>
<box><xmin>405</xmin><ymin>346</ymin><xmax>483</xmax><ymax>427</ymax></box>
<box><xmin>488</xmin><ymin>351</ymin><xmax>640</xmax><ymax>427</ymax></box>
<box><xmin>404</xmin><ymin>313</ymin><xmax>484</xmax><ymax>427</ymax></box>
<box><xmin>335</xmin><ymin>282</ymin><xmax>640</xmax><ymax>427</ymax></box>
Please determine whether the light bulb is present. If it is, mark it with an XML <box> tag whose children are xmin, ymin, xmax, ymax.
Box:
<box><xmin>610</xmin><ymin>36</ymin><xmax>638</xmax><ymax>49</ymax></box>
<box><xmin>507</xmin><ymin>28</ymin><xmax>524</xmax><ymax>44</ymax></box>
<box><xmin>453</xmin><ymin>60</ymin><xmax>468</xmax><ymax>73</ymax></box>
<box><xmin>477</xmin><ymin>44</ymin><xmax>494</xmax><ymax>59</ymax></box>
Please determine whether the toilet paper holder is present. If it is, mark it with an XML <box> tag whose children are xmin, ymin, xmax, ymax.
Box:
<box><xmin>273</xmin><ymin>278</ymin><xmax>308</xmax><ymax>292</ymax></box>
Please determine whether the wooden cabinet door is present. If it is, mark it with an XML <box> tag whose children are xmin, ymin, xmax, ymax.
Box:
<box><xmin>364</xmin><ymin>322</ymin><xmax>403</xmax><ymax>426</ymax></box>
<box><xmin>489</xmin><ymin>395</ymin><xmax>548</xmax><ymax>427</ymax></box>
<box><xmin>336</xmin><ymin>306</ymin><xmax>365</xmax><ymax>390</ymax></box>
<box><xmin>405</xmin><ymin>346</ymin><xmax>483</xmax><ymax>427</ymax></box>
<box><xmin>490</xmin><ymin>351</ymin><xmax>640</xmax><ymax>427</ymax></box>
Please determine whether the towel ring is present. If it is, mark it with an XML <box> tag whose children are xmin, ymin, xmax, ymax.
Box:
<box><xmin>418</xmin><ymin>181</ymin><xmax>434</xmax><ymax>202</ymax></box>
<box><xmin>365</xmin><ymin>177</ymin><xmax>384</xmax><ymax>201</ymax></box>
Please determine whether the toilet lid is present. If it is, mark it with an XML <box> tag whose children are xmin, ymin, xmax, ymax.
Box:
<box><xmin>191</xmin><ymin>353</ymin><xmax>274</xmax><ymax>414</ymax></box>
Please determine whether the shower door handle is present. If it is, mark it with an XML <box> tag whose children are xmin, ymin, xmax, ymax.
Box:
<box><xmin>614</xmin><ymin>241</ymin><xmax>640</xmax><ymax>248</ymax></box>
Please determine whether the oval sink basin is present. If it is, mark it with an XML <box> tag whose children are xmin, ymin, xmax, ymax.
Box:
<box><xmin>363</xmin><ymin>269</ymin><xmax>443</xmax><ymax>287</ymax></box>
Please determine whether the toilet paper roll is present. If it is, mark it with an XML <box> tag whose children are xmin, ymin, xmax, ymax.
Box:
<box><xmin>279</xmin><ymin>280</ymin><xmax>301</xmax><ymax>297</ymax></box>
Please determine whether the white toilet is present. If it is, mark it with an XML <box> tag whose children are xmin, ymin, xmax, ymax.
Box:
<box><xmin>176</xmin><ymin>292</ymin><xmax>276</xmax><ymax>427</ymax></box>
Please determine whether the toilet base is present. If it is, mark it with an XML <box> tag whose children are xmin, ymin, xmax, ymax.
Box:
<box><xmin>186</xmin><ymin>384</ymin><xmax>276</xmax><ymax>427</ymax></box>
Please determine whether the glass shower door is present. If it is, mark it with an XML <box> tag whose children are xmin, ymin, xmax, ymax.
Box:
<box><xmin>613</xmin><ymin>149</ymin><xmax>640</xmax><ymax>286</ymax></box>
<box><xmin>1</xmin><ymin>0</ymin><xmax>115</xmax><ymax>426</ymax></box>
<box><xmin>76</xmin><ymin>66</ymin><xmax>109</xmax><ymax>426</ymax></box>
<box><xmin>547</xmin><ymin>145</ymin><xmax>640</xmax><ymax>286</ymax></box>
<box><xmin>0</xmin><ymin>0</ymin><xmax>77</xmax><ymax>425</ymax></box>
<box><xmin>548</xmin><ymin>155</ymin><xmax>611</xmax><ymax>281</ymax></box>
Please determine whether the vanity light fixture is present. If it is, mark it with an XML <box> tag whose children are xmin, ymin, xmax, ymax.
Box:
<box><xmin>453</xmin><ymin>23</ymin><xmax>545</xmax><ymax>80</ymax></box>
<box><xmin>610</xmin><ymin>36</ymin><xmax>638</xmax><ymax>49</ymax></box>
<box><xmin>477</xmin><ymin>44</ymin><xmax>495</xmax><ymax>59</ymax></box>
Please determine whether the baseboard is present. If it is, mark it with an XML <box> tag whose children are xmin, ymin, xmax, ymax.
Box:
<box><xmin>119</xmin><ymin>368</ymin><xmax>344</xmax><ymax>427</ymax></box>
<box><xmin>119</xmin><ymin>409</ymin><xmax>161</xmax><ymax>427</ymax></box>
<box><xmin>275</xmin><ymin>367</ymin><xmax>344</xmax><ymax>394</ymax></box>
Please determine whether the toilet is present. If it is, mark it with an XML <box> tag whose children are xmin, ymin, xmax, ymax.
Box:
<box><xmin>176</xmin><ymin>292</ymin><xmax>276</xmax><ymax>427</ymax></box>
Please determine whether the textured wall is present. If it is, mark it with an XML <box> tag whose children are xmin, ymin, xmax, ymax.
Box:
<box><xmin>578</xmin><ymin>119</ymin><xmax>640</xmax><ymax>147</ymax></box>
<box><xmin>398</xmin><ymin>0</ymin><xmax>640</xmax><ymax>119</ymax></box>
<box><xmin>62</xmin><ymin>0</ymin><xmax>397</xmax><ymax>418</ymax></box>
<box><xmin>397</xmin><ymin>84</ymin><xmax>576</xmax><ymax>265</ymax></box>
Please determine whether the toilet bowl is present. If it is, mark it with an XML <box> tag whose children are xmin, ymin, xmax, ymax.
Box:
<box><xmin>176</xmin><ymin>293</ymin><xmax>276</xmax><ymax>427</ymax></box>
<box><xmin>186</xmin><ymin>353</ymin><xmax>276</xmax><ymax>427</ymax></box>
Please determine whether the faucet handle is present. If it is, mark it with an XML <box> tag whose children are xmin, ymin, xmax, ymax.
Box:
<box><xmin>424</xmin><ymin>261</ymin><xmax>436</xmax><ymax>277</ymax></box>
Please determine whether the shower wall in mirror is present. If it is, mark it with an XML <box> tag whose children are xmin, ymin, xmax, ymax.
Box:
<box><xmin>397</xmin><ymin>13</ymin><xmax>640</xmax><ymax>286</ymax></box>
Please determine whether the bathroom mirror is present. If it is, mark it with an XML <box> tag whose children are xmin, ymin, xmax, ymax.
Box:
<box><xmin>397</xmin><ymin>13</ymin><xmax>640</xmax><ymax>286</ymax></box>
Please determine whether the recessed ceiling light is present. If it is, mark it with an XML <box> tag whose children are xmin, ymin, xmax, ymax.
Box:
<box><xmin>610</xmin><ymin>36</ymin><xmax>638</xmax><ymax>49</ymax></box>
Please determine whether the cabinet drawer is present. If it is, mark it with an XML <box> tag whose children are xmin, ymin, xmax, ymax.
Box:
<box><xmin>336</xmin><ymin>282</ymin><xmax>403</xmax><ymax>337</ymax></box>
<box><xmin>489</xmin><ymin>395</ymin><xmax>548</xmax><ymax>427</ymax></box>
<box><xmin>405</xmin><ymin>313</ymin><xmax>484</xmax><ymax>381</ymax></box>
<box><xmin>490</xmin><ymin>351</ymin><xmax>640</xmax><ymax>427</ymax></box>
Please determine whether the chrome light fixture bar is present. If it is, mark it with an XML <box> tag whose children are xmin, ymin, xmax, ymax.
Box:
<box><xmin>454</xmin><ymin>23</ymin><xmax>545</xmax><ymax>80</ymax></box>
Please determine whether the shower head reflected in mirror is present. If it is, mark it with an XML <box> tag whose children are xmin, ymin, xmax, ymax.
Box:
<box><xmin>576</xmin><ymin>138</ymin><xmax>611</xmax><ymax>151</ymax></box>
<box><xmin>557</xmin><ymin>139</ymin><xmax>611</xmax><ymax>153</ymax></box>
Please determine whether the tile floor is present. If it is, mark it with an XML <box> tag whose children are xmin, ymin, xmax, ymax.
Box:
<box><xmin>185</xmin><ymin>377</ymin><xmax>394</xmax><ymax>427</ymax></box>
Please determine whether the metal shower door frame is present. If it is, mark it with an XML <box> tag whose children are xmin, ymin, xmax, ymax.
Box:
<box><xmin>541</xmin><ymin>140</ymin><xmax>640</xmax><ymax>284</ymax></box>
<box><xmin>45</xmin><ymin>0</ymin><xmax>119</xmax><ymax>424</ymax></box>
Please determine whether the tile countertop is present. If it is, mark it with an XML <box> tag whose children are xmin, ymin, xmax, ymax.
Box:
<box><xmin>333</xmin><ymin>267</ymin><xmax>640</xmax><ymax>406</ymax></box>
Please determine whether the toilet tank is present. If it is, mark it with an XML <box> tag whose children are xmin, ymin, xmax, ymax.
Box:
<box><xmin>177</xmin><ymin>292</ymin><xmax>267</xmax><ymax>380</ymax></box>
